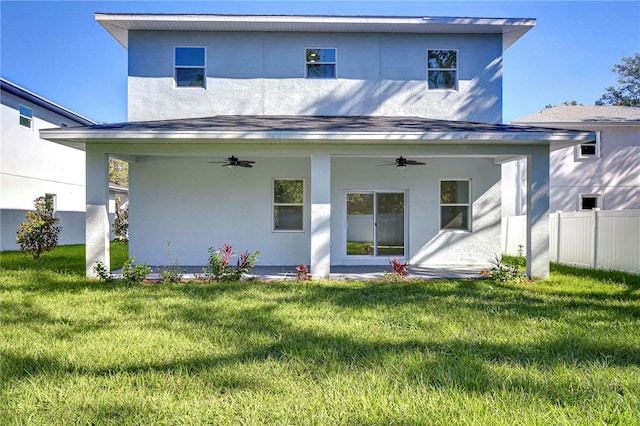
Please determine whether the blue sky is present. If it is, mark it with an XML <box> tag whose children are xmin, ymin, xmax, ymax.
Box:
<box><xmin>1</xmin><ymin>1</ymin><xmax>638</xmax><ymax>123</ymax></box>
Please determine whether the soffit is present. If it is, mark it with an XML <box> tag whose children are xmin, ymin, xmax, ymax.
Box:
<box><xmin>95</xmin><ymin>13</ymin><xmax>535</xmax><ymax>50</ymax></box>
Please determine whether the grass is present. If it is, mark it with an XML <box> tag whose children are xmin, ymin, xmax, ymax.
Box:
<box><xmin>1</xmin><ymin>247</ymin><xmax>639</xmax><ymax>425</ymax></box>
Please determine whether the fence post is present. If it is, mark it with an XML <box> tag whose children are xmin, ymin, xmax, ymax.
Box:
<box><xmin>593</xmin><ymin>208</ymin><xmax>600</xmax><ymax>269</ymax></box>
<box><xmin>555</xmin><ymin>211</ymin><xmax>562</xmax><ymax>264</ymax></box>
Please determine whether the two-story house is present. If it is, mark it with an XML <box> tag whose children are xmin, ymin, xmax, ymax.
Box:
<box><xmin>0</xmin><ymin>78</ymin><xmax>96</xmax><ymax>251</ymax></box>
<box><xmin>505</xmin><ymin>105</ymin><xmax>640</xmax><ymax>214</ymax></box>
<box><xmin>41</xmin><ymin>14</ymin><xmax>594</xmax><ymax>279</ymax></box>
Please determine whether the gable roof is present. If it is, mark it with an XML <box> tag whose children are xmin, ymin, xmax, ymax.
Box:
<box><xmin>96</xmin><ymin>13</ymin><xmax>535</xmax><ymax>50</ymax></box>
<box><xmin>512</xmin><ymin>106</ymin><xmax>640</xmax><ymax>125</ymax></box>
<box><xmin>40</xmin><ymin>115</ymin><xmax>594</xmax><ymax>151</ymax></box>
<box><xmin>1</xmin><ymin>78</ymin><xmax>97</xmax><ymax>126</ymax></box>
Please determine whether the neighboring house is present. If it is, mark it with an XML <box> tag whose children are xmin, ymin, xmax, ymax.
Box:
<box><xmin>41</xmin><ymin>14</ymin><xmax>594</xmax><ymax>278</ymax></box>
<box><xmin>0</xmin><ymin>78</ymin><xmax>96</xmax><ymax>251</ymax></box>
<box><xmin>505</xmin><ymin>106</ymin><xmax>640</xmax><ymax>214</ymax></box>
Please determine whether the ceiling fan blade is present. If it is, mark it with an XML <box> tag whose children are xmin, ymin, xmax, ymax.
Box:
<box><xmin>405</xmin><ymin>160</ymin><xmax>426</xmax><ymax>165</ymax></box>
<box><xmin>238</xmin><ymin>163</ymin><xmax>253</xmax><ymax>168</ymax></box>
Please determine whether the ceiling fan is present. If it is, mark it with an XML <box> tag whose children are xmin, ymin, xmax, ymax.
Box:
<box><xmin>381</xmin><ymin>156</ymin><xmax>426</xmax><ymax>167</ymax></box>
<box><xmin>209</xmin><ymin>155</ymin><xmax>255</xmax><ymax>168</ymax></box>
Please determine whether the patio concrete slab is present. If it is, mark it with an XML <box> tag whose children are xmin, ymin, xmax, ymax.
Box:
<box><xmin>126</xmin><ymin>265</ymin><xmax>484</xmax><ymax>281</ymax></box>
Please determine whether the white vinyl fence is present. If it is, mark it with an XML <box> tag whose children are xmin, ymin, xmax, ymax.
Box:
<box><xmin>502</xmin><ymin>210</ymin><xmax>640</xmax><ymax>274</ymax></box>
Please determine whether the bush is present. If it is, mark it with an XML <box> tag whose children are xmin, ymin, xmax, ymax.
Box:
<box><xmin>113</xmin><ymin>199</ymin><xmax>129</xmax><ymax>242</ymax></box>
<box><xmin>160</xmin><ymin>240</ymin><xmax>183</xmax><ymax>283</ymax></box>
<box><xmin>16</xmin><ymin>196</ymin><xmax>61</xmax><ymax>259</ymax></box>
<box><xmin>202</xmin><ymin>244</ymin><xmax>260</xmax><ymax>281</ymax></box>
<box><xmin>486</xmin><ymin>254</ymin><xmax>527</xmax><ymax>284</ymax></box>
<box><xmin>121</xmin><ymin>256</ymin><xmax>151</xmax><ymax>283</ymax></box>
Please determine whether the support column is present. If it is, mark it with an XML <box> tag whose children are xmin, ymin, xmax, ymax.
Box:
<box><xmin>526</xmin><ymin>147</ymin><xmax>550</xmax><ymax>279</ymax></box>
<box><xmin>86</xmin><ymin>147</ymin><xmax>110</xmax><ymax>277</ymax></box>
<box><xmin>310</xmin><ymin>152</ymin><xmax>331</xmax><ymax>279</ymax></box>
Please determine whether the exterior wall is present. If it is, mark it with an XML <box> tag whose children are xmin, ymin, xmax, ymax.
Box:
<box><xmin>128</xmin><ymin>153</ymin><xmax>500</xmax><ymax>267</ymax></box>
<box><xmin>128</xmin><ymin>31</ymin><xmax>503</xmax><ymax>123</ymax></box>
<box><xmin>502</xmin><ymin>125</ymin><xmax>640</xmax><ymax>214</ymax></box>
<box><xmin>0</xmin><ymin>91</ymin><xmax>86</xmax><ymax>250</ymax></box>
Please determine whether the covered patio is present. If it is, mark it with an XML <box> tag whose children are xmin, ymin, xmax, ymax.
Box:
<box><xmin>41</xmin><ymin>115</ymin><xmax>595</xmax><ymax>280</ymax></box>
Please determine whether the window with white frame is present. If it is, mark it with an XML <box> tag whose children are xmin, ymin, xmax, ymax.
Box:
<box><xmin>440</xmin><ymin>180</ymin><xmax>470</xmax><ymax>230</ymax></box>
<box><xmin>305</xmin><ymin>48</ymin><xmax>336</xmax><ymax>79</ymax></box>
<box><xmin>427</xmin><ymin>49</ymin><xmax>458</xmax><ymax>90</ymax></box>
<box><xmin>174</xmin><ymin>47</ymin><xmax>205</xmax><ymax>87</ymax></box>
<box><xmin>580</xmin><ymin>194</ymin><xmax>601</xmax><ymax>210</ymax></box>
<box><xmin>273</xmin><ymin>179</ymin><xmax>304</xmax><ymax>231</ymax></box>
<box><xmin>19</xmin><ymin>105</ymin><xmax>33</xmax><ymax>128</ymax></box>
<box><xmin>576</xmin><ymin>131</ymin><xmax>601</xmax><ymax>160</ymax></box>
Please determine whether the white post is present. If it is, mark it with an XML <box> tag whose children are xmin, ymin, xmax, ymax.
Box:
<box><xmin>526</xmin><ymin>147</ymin><xmax>550</xmax><ymax>279</ymax></box>
<box><xmin>593</xmin><ymin>208</ymin><xmax>600</xmax><ymax>269</ymax></box>
<box><xmin>86</xmin><ymin>147</ymin><xmax>110</xmax><ymax>277</ymax></box>
<box><xmin>310</xmin><ymin>152</ymin><xmax>331</xmax><ymax>279</ymax></box>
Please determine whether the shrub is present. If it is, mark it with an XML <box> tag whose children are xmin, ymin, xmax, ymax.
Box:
<box><xmin>121</xmin><ymin>256</ymin><xmax>151</xmax><ymax>283</ymax></box>
<box><xmin>296</xmin><ymin>264</ymin><xmax>311</xmax><ymax>281</ymax></box>
<box><xmin>389</xmin><ymin>258</ymin><xmax>409</xmax><ymax>276</ymax></box>
<box><xmin>203</xmin><ymin>244</ymin><xmax>259</xmax><ymax>281</ymax></box>
<box><xmin>487</xmin><ymin>254</ymin><xmax>526</xmax><ymax>284</ymax></box>
<box><xmin>93</xmin><ymin>260</ymin><xmax>114</xmax><ymax>282</ymax></box>
<box><xmin>113</xmin><ymin>199</ymin><xmax>129</xmax><ymax>242</ymax></box>
<box><xmin>16</xmin><ymin>196</ymin><xmax>62</xmax><ymax>259</ymax></box>
<box><xmin>160</xmin><ymin>240</ymin><xmax>183</xmax><ymax>283</ymax></box>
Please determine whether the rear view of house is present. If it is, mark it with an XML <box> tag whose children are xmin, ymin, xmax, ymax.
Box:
<box><xmin>41</xmin><ymin>14</ymin><xmax>594</xmax><ymax>279</ymax></box>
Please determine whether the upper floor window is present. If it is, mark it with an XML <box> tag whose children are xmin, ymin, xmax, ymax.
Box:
<box><xmin>576</xmin><ymin>131</ymin><xmax>601</xmax><ymax>160</ymax></box>
<box><xmin>440</xmin><ymin>179</ymin><xmax>470</xmax><ymax>231</ymax></box>
<box><xmin>428</xmin><ymin>49</ymin><xmax>458</xmax><ymax>90</ymax></box>
<box><xmin>174</xmin><ymin>47</ymin><xmax>205</xmax><ymax>88</ymax></box>
<box><xmin>306</xmin><ymin>48</ymin><xmax>336</xmax><ymax>79</ymax></box>
<box><xmin>19</xmin><ymin>105</ymin><xmax>33</xmax><ymax>128</ymax></box>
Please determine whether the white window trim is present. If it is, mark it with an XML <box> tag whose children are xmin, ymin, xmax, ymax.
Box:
<box><xmin>305</xmin><ymin>47</ymin><xmax>337</xmax><ymax>79</ymax></box>
<box><xmin>19</xmin><ymin>104</ymin><xmax>33</xmax><ymax>129</ymax></box>
<box><xmin>173</xmin><ymin>46</ymin><xmax>206</xmax><ymax>89</ymax></box>
<box><xmin>439</xmin><ymin>179</ymin><xmax>471</xmax><ymax>232</ymax></box>
<box><xmin>575</xmin><ymin>130</ymin><xmax>601</xmax><ymax>161</ymax></box>
<box><xmin>427</xmin><ymin>48</ymin><xmax>459</xmax><ymax>91</ymax></box>
<box><xmin>272</xmin><ymin>178</ymin><xmax>305</xmax><ymax>233</ymax></box>
<box><xmin>579</xmin><ymin>193</ymin><xmax>602</xmax><ymax>211</ymax></box>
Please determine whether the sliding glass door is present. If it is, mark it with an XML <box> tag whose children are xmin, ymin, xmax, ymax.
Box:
<box><xmin>346</xmin><ymin>191</ymin><xmax>406</xmax><ymax>257</ymax></box>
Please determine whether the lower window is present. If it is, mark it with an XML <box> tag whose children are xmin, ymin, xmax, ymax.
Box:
<box><xmin>273</xmin><ymin>179</ymin><xmax>304</xmax><ymax>231</ymax></box>
<box><xmin>440</xmin><ymin>180</ymin><xmax>470</xmax><ymax>230</ymax></box>
<box><xmin>580</xmin><ymin>194</ymin><xmax>601</xmax><ymax>210</ymax></box>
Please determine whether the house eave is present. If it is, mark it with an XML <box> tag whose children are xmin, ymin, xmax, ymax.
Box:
<box><xmin>40</xmin><ymin>129</ymin><xmax>595</xmax><ymax>152</ymax></box>
<box><xmin>95</xmin><ymin>13</ymin><xmax>535</xmax><ymax>50</ymax></box>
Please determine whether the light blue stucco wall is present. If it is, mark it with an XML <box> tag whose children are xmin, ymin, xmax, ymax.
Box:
<box><xmin>127</xmin><ymin>31</ymin><xmax>503</xmax><ymax>122</ymax></box>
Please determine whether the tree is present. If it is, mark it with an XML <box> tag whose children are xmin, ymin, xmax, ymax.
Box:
<box><xmin>113</xmin><ymin>197</ymin><xmax>129</xmax><ymax>242</ymax></box>
<box><xmin>596</xmin><ymin>53</ymin><xmax>640</xmax><ymax>107</ymax></box>
<box><xmin>109</xmin><ymin>158</ymin><xmax>128</xmax><ymax>186</ymax></box>
<box><xmin>16</xmin><ymin>196</ymin><xmax>62</xmax><ymax>259</ymax></box>
<box><xmin>543</xmin><ymin>100</ymin><xmax>583</xmax><ymax>110</ymax></box>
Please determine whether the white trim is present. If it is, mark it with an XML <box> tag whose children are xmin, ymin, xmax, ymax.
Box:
<box><xmin>272</xmin><ymin>178</ymin><xmax>305</xmax><ymax>232</ymax></box>
<box><xmin>173</xmin><ymin>46</ymin><xmax>206</xmax><ymax>88</ymax></box>
<box><xmin>439</xmin><ymin>179</ymin><xmax>471</xmax><ymax>231</ymax></box>
<box><xmin>305</xmin><ymin>47</ymin><xmax>337</xmax><ymax>79</ymax></box>
<box><xmin>427</xmin><ymin>49</ymin><xmax>458</xmax><ymax>91</ymax></box>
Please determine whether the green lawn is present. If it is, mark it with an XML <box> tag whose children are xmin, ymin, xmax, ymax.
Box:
<box><xmin>1</xmin><ymin>246</ymin><xmax>639</xmax><ymax>425</ymax></box>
